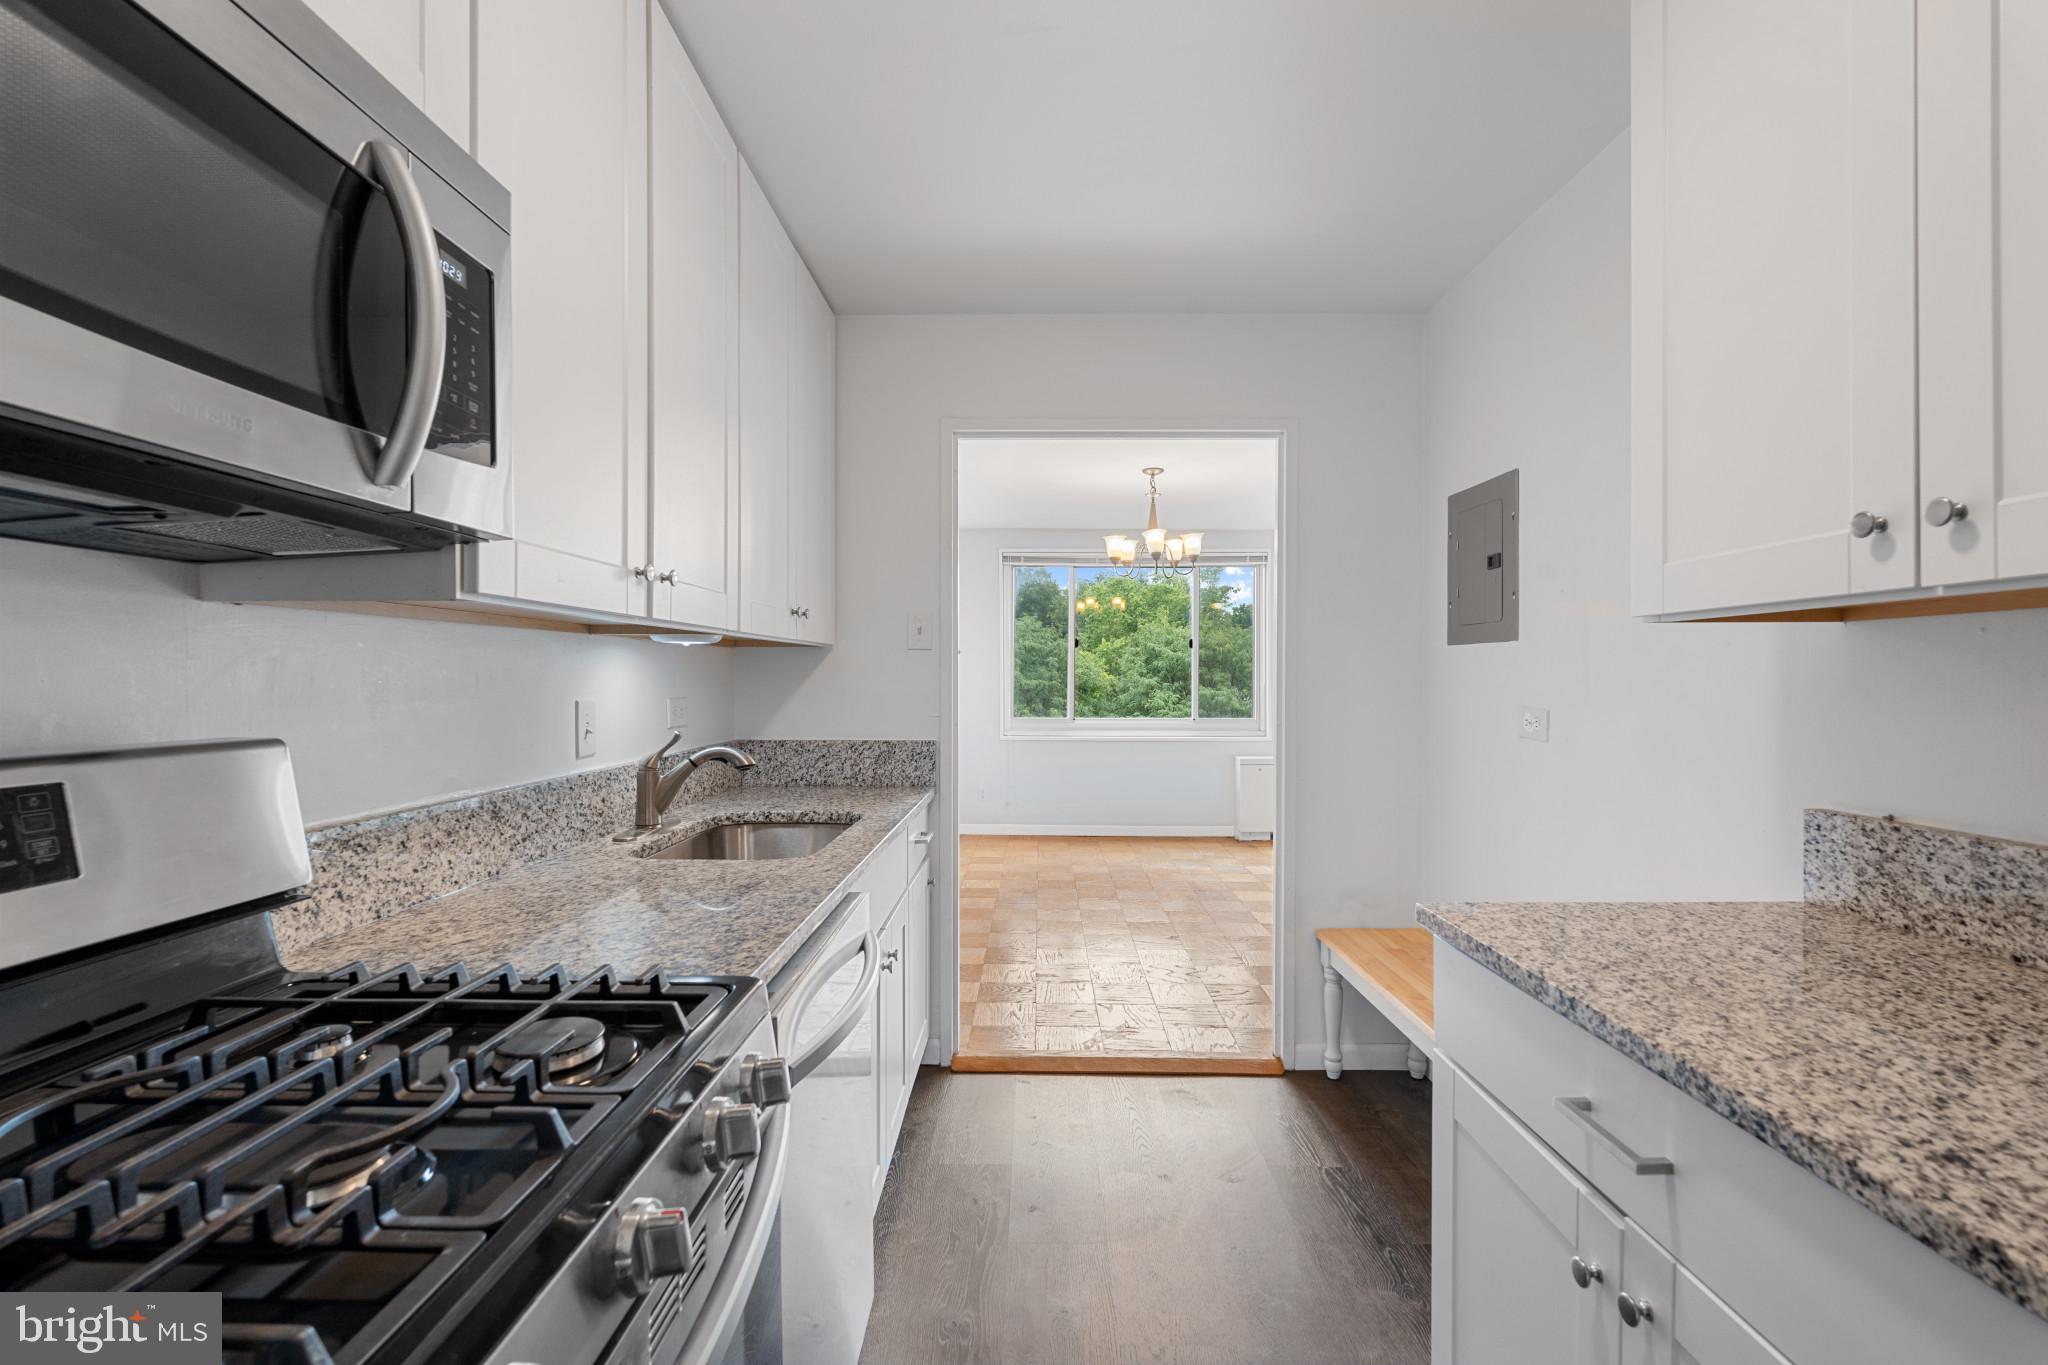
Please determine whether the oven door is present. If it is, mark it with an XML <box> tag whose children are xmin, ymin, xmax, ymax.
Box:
<box><xmin>0</xmin><ymin>0</ymin><xmax>509</xmax><ymax>535</ymax></box>
<box><xmin>773</xmin><ymin>895</ymin><xmax>882</xmax><ymax>1365</ymax></box>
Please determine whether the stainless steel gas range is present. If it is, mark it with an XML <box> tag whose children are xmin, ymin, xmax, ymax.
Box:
<box><xmin>0</xmin><ymin>740</ymin><xmax>791</xmax><ymax>1365</ymax></box>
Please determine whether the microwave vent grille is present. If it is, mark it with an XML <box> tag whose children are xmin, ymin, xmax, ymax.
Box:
<box><xmin>119</xmin><ymin>515</ymin><xmax>398</xmax><ymax>556</ymax></box>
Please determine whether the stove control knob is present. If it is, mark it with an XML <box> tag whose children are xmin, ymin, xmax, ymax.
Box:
<box><xmin>612</xmin><ymin>1197</ymin><xmax>691</xmax><ymax>1296</ymax></box>
<box><xmin>702</xmin><ymin>1097</ymin><xmax>763</xmax><ymax>1169</ymax></box>
<box><xmin>741</xmin><ymin>1055</ymin><xmax>793</xmax><ymax>1108</ymax></box>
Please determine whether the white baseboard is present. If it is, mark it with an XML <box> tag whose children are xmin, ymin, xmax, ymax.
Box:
<box><xmin>960</xmin><ymin>823</ymin><xmax>1236</xmax><ymax>837</ymax></box>
<box><xmin>1289</xmin><ymin>1042</ymin><xmax>1416</xmax><ymax>1072</ymax></box>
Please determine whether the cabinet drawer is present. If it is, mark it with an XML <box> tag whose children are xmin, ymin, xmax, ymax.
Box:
<box><xmin>1435</xmin><ymin>941</ymin><xmax>2048</xmax><ymax>1365</ymax></box>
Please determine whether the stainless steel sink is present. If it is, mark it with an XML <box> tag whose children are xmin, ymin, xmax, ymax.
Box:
<box><xmin>642</xmin><ymin>820</ymin><xmax>852</xmax><ymax>861</ymax></box>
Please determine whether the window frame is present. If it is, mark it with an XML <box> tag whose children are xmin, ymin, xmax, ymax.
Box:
<box><xmin>1000</xmin><ymin>551</ymin><xmax>1268</xmax><ymax>740</ymax></box>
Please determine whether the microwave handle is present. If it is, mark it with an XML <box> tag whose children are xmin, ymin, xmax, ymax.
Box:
<box><xmin>353</xmin><ymin>141</ymin><xmax>446</xmax><ymax>488</ymax></box>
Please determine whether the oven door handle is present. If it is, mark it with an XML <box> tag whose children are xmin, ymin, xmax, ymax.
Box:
<box><xmin>353</xmin><ymin>140</ymin><xmax>445</xmax><ymax>488</ymax></box>
<box><xmin>669</xmin><ymin>1103</ymin><xmax>791</xmax><ymax>1365</ymax></box>
<box><xmin>785</xmin><ymin>928</ymin><xmax>879</xmax><ymax>1088</ymax></box>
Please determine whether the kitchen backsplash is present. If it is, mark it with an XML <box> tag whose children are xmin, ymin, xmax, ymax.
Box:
<box><xmin>274</xmin><ymin>739</ymin><xmax>936</xmax><ymax>955</ymax></box>
<box><xmin>1805</xmin><ymin>808</ymin><xmax>2048</xmax><ymax>968</ymax></box>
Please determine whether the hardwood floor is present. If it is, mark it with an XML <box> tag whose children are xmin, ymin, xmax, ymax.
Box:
<box><xmin>860</xmin><ymin>1069</ymin><xmax>1432</xmax><ymax>1365</ymax></box>
<box><xmin>957</xmin><ymin>835</ymin><xmax>1276</xmax><ymax>1063</ymax></box>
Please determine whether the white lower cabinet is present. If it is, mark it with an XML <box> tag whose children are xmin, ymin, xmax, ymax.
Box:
<box><xmin>1435</xmin><ymin>943</ymin><xmax>2048</xmax><ymax>1365</ymax></box>
<box><xmin>1437</xmin><ymin>1062</ymin><xmax>1626</xmax><ymax>1365</ymax></box>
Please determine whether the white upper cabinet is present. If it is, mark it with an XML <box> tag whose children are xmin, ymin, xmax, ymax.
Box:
<box><xmin>648</xmin><ymin>9</ymin><xmax>741</xmax><ymax>629</ymax></box>
<box><xmin>473</xmin><ymin>0</ymin><xmax>646</xmax><ymax>617</ymax></box>
<box><xmin>1920</xmin><ymin>0</ymin><xmax>2048</xmax><ymax>585</ymax></box>
<box><xmin>739</xmin><ymin>163</ymin><xmax>796</xmax><ymax>637</ymax></box>
<box><xmin>301</xmin><ymin>0</ymin><xmax>473</xmax><ymax>147</ymax></box>
<box><xmin>791</xmin><ymin>260</ymin><xmax>837</xmax><ymax>643</ymax></box>
<box><xmin>1632</xmin><ymin>0</ymin><xmax>1918</xmax><ymax>617</ymax></box>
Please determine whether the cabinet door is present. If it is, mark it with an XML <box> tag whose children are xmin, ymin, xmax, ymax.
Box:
<box><xmin>1435</xmin><ymin>1062</ymin><xmax>1624</xmax><ymax>1365</ymax></box>
<box><xmin>1619</xmin><ymin>1224</ymin><xmax>1791</xmax><ymax>1365</ymax></box>
<box><xmin>739</xmin><ymin>162</ymin><xmax>795</xmax><ymax>638</ymax></box>
<box><xmin>902</xmin><ymin>873</ymin><xmax>930</xmax><ymax>1082</ymax></box>
<box><xmin>1921</xmin><ymin>0</ymin><xmax>2048</xmax><ymax>583</ymax></box>
<box><xmin>875</xmin><ymin>910</ymin><xmax>907</xmax><ymax>1167</ymax></box>
<box><xmin>790</xmin><ymin>260</ymin><xmax>837</xmax><ymax>643</ymax></box>
<box><xmin>647</xmin><ymin>6</ymin><xmax>739</xmax><ymax>629</ymax></box>
<box><xmin>1632</xmin><ymin>0</ymin><xmax>1917</xmax><ymax>615</ymax></box>
<box><xmin>302</xmin><ymin>0</ymin><xmax>472</xmax><ymax>147</ymax></box>
<box><xmin>476</xmin><ymin>0</ymin><xmax>645</xmax><ymax>615</ymax></box>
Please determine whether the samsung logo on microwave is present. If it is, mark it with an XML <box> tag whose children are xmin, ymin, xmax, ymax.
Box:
<box><xmin>167</xmin><ymin>395</ymin><xmax>252</xmax><ymax>434</ymax></box>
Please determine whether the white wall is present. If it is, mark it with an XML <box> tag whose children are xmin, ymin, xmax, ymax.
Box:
<box><xmin>957</xmin><ymin>527</ymin><xmax>1275</xmax><ymax>832</ymax></box>
<box><xmin>1421</xmin><ymin>134</ymin><xmax>2048</xmax><ymax>906</ymax></box>
<box><xmin>0</xmin><ymin>541</ymin><xmax>735</xmax><ymax>825</ymax></box>
<box><xmin>733</xmin><ymin>312</ymin><xmax>1430</xmax><ymax>1067</ymax></box>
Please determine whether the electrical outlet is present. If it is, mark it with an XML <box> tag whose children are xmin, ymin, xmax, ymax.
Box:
<box><xmin>666</xmin><ymin>696</ymin><xmax>689</xmax><ymax>731</ymax></box>
<box><xmin>907</xmin><ymin>610</ymin><xmax>933</xmax><ymax>650</ymax></box>
<box><xmin>575</xmin><ymin>700</ymin><xmax>597</xmax><ymax>759</ymax></box>
<box><xmin>1518</xmin><ymin>705</ymin><xmax>1550</xmax><ymax>743</ymax></box>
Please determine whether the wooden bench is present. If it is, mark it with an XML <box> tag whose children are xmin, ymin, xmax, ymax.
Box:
<box><xmin>1317</xmin><ymin>927</ymin><xmax>1433</xmax><ymax>1080</ymax></box>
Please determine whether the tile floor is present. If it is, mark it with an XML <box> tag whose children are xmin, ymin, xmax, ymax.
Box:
<box><xmin>956</xmin><ymin>835</ymin><xmax>1275</xmax><ymax>1060</ymax></box>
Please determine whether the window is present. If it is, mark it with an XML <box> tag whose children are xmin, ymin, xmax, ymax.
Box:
<box><xmin>1004</xmin><ymin>555</ymin><xmax>1265</xmax><ymax>734</ymax></box>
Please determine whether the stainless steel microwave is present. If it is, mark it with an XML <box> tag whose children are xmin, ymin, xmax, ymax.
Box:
<box><xmin>0</xmin><ymin>0</ymin><xmax>511</xmax><ymax>559</ymax></box>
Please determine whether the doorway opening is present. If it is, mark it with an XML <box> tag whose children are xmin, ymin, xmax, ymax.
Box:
<box><xmin>947</xmin><ymin>433</ymin><xmax>1284</xmax><ymax>1073</ymax></box>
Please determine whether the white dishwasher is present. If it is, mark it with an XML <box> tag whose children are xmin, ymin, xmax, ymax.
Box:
<box><xmin>773</xmin><ymin>892</ymin><xmax>881</xmax><ymax>1365</ymax></box>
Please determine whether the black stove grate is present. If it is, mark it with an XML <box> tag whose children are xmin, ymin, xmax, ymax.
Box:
<box><xmin>0</xmin><ymin>959</ymin><xmax>733</xmax><ymax>1365</ymax></box>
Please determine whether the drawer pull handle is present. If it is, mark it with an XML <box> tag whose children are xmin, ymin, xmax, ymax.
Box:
<box><xmin>1556</xmin><ymin>1096</ymin><xmax>1675</xmax><ymax>1176</ymax></box>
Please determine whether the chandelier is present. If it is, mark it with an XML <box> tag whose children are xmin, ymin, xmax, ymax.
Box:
<box><xmin>1102</xmin><ymin>467</ymin><xmax>1203</xmax><ymax>578</ymax></box>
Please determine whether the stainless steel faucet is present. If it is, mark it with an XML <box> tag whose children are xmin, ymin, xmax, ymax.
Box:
<box><xmin>631</xmin><ymin>735</ymin><xmax>756</xmax><ymax>831</ymax></box>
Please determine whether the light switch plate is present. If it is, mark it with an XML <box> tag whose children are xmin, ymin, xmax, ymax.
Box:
<box><xmin>575</xmin><ymin>700</ymin><xmax>597</xmax><ymax>759</ymax></box>
<box><xmin>907</xmin><ymin>610</ymin><xmax>933</xmax><ymax>650</ymax></box>
<box><xmin>666</xmin><ymin>696</ymin><xmax>689</xmax><ymax>731</ymax></box>
<box><xmin>1518</xmin><ymin>705</ymin><xmax>1550</xmax><ymax>743</ymax></box>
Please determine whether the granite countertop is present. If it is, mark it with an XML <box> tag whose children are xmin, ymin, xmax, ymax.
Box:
<box><xmin>282</xmin><ymin>785</ymin><xmax>930</xmax><ymax>984</ymax></box>
<box><xmin>1420</xmin><ymin>899</ymin><xmax>2048</xmax><ymax>1321</ymax></box>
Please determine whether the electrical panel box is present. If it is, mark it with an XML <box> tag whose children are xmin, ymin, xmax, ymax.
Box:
<box><xmin>1447</xmin><ymin>469</ymin><xmax>1518</xmax><ymax>644</ymax></box>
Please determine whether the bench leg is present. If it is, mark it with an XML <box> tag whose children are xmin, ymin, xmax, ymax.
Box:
<box><xmin>1406</xmin><ymin>1044</ymin><xmax>1429</xmax><ymax>1081</ymax></box>
<box><xmin>1320</xmin><ymin>942</ymin><xmax>1343</xmax><ymax>1080</ymax></box>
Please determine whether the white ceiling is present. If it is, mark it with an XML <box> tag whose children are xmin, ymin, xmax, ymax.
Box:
<box><xmin>957</xmin><ymin>437</ymin><xmax>1278</xmax><ymax>531</ymax></box>
<box><xmin>663</xmin><ymin>1</ymin><xmax>1628</xmax><ymax>314</ymax></box>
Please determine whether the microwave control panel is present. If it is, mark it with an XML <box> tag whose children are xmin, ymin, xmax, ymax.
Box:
<box><xmin>429</xmin><ymin>235</ymin><xmax>496</xmax><ymax>466</ymax></box>
<box><xmin>0</xmin><ymin>783</ymin><xmax>79</xmax><ymax>894</ymax></box>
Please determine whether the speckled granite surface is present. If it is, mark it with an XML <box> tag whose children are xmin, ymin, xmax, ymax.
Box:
<box><xmin>1806</xmin><ymin>808</ymin><xmax>2048</xmax><ymax>967</ymax></box>
<box><xmin>1420</xmin><ymin>898</ymin><xmax>2048</xmax><ymax>1322</ymax></box>
<box><xmin>280</xmin><ymin>758</ymin><xmax>740</xmax><ymax>953</ymax></box>
<box><xmin>736</xmin><ymin>738</ymin><xmax>936</xmax><ymax>790</ymax></box>
<box><xmin>276</xmin><ymin>738</ymin><xmax>935</xmax><ymax>954</ymax></box>
<box><xmin>282</xmin><ymin>785</ymin><xmax>928</xmax><ymax>983</ymax></box>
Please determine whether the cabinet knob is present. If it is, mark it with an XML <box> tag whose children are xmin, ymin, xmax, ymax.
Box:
<box><xmin>1848</xmin><ymin>511</ymin><xmax>1888</xmax><ymax>539</ymax></box>
<box><xmin>1925</xmin><ymin>497</ymin><xmax>1969</xmax><ymax>527</ymax></box>
<box><xmin>1617</xmin><ymin>1293</ymin><xmax>1653</xmax><ymax>1328</ymax></box>
<box><xmin>789</xmin><ymin>605</ymin><xmax>800</xmax><ymax>617</ymax></box>
<box><xmin>880</xmin><ymin>947</ymin><xmax>900</xmax><ymax>973</ymax></box>
<box><xmin>658</xmin><ymin>568</ymin><xmax>677</xmax><ymax>585</ymax></box>
<box><xmin>1569</xmin><ymin>1256</ymin><xmax>1604</xmax><ymax>1290</ymax></box>
<box><xmin>799</xmin><ymin>607</ymin><xmax>811</xmax><ymax>620</ymax></box>
<box><xmin>633</xmin><ymin>564</ymin><xmax>656</xmax><ymax>581</ymax></box>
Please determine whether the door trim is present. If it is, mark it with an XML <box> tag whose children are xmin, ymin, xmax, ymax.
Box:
<box><xmin>937</xmin><ymin>418</ymin><xmax>1297</xmax><ymax>1067</ymax></box>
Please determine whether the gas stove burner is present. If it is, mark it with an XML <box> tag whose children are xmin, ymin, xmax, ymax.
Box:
<box><xmin>295</xmin><ymin>1024</ymin><xmax>354</xmax><ymax>1064</ymax></box>
<box><xmin>302</xmin><ymin>1142</ymin><xmax>436</xmax><ymax>1209</ymax></box>
<box><xmin>495</xmin><ymin>1014</ymin><xmax>612</xmax><ymax>1076</ymax></box>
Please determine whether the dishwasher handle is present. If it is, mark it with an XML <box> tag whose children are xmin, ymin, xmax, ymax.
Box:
<box><xmin>785</xmin><ymin>928</ymin><xmax>879</xmax><ymax>1088</ymax></box>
